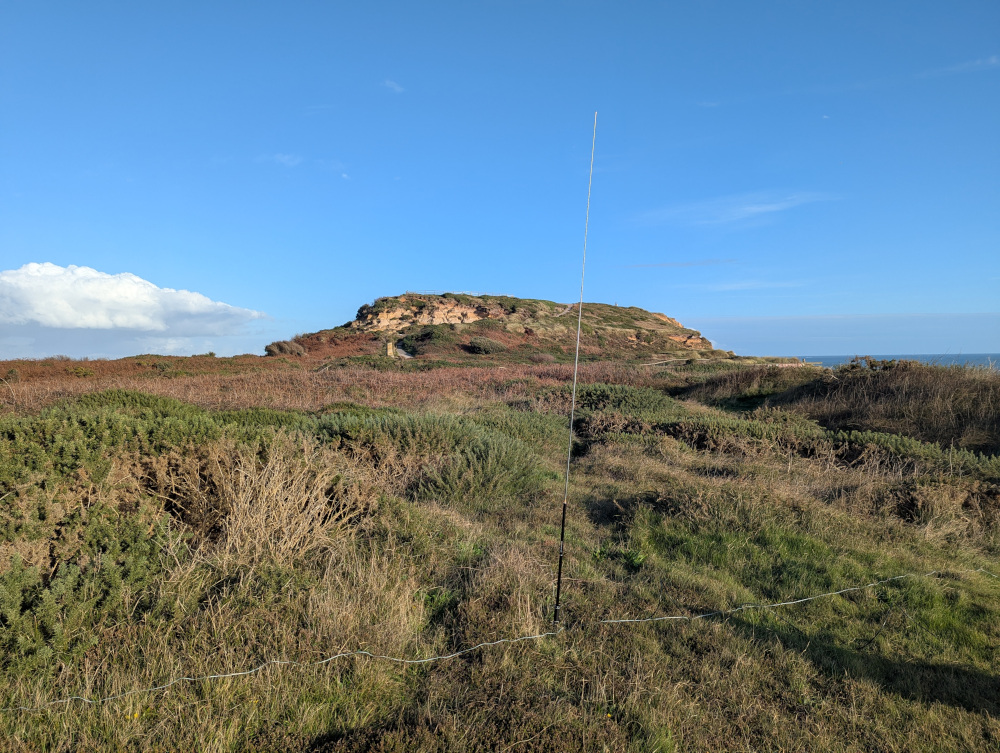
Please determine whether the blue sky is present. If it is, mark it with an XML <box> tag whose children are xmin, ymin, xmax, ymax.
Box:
<box><xmin>1</xmin><ymin>1</ymin><xmax>997</xmax><ymax>357</ymax></box>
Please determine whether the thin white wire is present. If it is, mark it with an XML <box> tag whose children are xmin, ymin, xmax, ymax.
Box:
<box><xmin>563</xmin><ymin>111</ymin><xmax>598</xmax><ymax>505</ymax></box>
<box><xmin>3</xmin><ymin>567</ymin><xmax>996</xmax><ymax>713</ymax></box>
<box><xmin>554</xmin><ymin>111</ymin><xmax>598</xmax><ymax>624</ymax></box>
<box><xmin>599</xmin><ymin>567</ymin><xmax>997</xmax><ymax>625</ymax></box>
<box><xmin>3</xmin><ymin>630</ymin><xmax>565</xmax><ymax>712</ymax></box>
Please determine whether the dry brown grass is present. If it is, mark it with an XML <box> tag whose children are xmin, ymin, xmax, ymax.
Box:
<box><xmin>123</xmin><ymin>432</ymin><xmax>398</xmax><ymax>563</ymax></box>
<box><xmin>217</xmin><ymin>435</ymin><xmax>376</xmax><ymax>566</ymax></box>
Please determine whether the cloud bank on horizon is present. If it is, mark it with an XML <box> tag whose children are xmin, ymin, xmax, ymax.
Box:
<box><xmin>0</xmin><ymin>263</ymin><xmax>267</xmax><ymax>359</ymax></box>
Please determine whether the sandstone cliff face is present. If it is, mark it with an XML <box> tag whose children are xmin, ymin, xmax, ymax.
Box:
<box><xmin>667</xmin><ymin>334</ymin><xmax>710</xmax><ymax>348</ymax></box>
<box><xmin>653</xmin><ymin>313</ymin><xmax>683</xmax><ymax>328</ymax></box>
<box><xmin>351</xmin><ymin>296</ymin><xmax>495</xmax><ymax>333</ymax></box>
<box><xmin>308</xmin><ymin>293</ymin><xmax>717</xmax><ymax>360</ymax></box>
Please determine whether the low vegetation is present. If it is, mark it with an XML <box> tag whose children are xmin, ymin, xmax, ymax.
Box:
<box><xmin>675</xmin><ymin>356</ymin><xmax>1000</xmax><ymax>455</ymax></box>
<box><xmin>264</xmin><ymin>340</ymin><xmax>307</xmax><ymax>357</ymax></box>
<box><xmin>466</xmin><ymin>336</ymin><xmax>507</xmax><ymax>355</ymax></box>
<box><xmin>0</xmin><ymin>352</ymin><xmax>998</xmax><ymax>751</ymax></box>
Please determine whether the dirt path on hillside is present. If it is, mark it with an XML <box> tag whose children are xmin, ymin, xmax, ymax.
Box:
<box><xmin>553</xmin><ymin>303</ymin><xmax>576</xmax><ymax>318</ymax></box>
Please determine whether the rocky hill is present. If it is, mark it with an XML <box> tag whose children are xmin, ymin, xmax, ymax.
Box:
<box><xmin>266</xmin><ymin>293</ymin><xmax>728</xmax><ymax>364</ymax></box>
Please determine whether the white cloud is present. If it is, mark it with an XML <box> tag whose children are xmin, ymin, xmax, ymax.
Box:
<box><xmin>0</xmin><ymin>263</ymin><xmax>270</xmax><ymax>358</ymax></box>
<box><xmin>382</xmin><ymin>79</ymin><xmax>404</xmax><ymax>93</ymax></box>
<box><xmin>640</xmin><ymin>191</ymin><xmax>836</xmax><ymax>226</ymax></box>
<box><xmin>260</xmin><ymin>153</ymin><xmax>303</xmax><ymax>167</ymax></box>
<box><xmin>0</xmin><ymin>263</ymin><xmax>264</xmax><ymax>335</ymax></box>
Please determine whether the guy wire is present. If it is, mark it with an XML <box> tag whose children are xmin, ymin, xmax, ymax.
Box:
<box><xmin>8</xmin><ymin>567</ymin><xmax>995</xmax><ymax>712</ymax></box>
<box><xmin>554</xmin><ymin>111</ymin><xmax>598</xmax><ymax>625</ymax></box>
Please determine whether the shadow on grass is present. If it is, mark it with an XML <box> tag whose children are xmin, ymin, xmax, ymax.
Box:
<box><xmin>581</xmin><ymin>491</ymin><xmax>655</xmax><ymax>534</ymax></box>
<box><xmin>731</xmin><ymin>617</ymin><xmax>1000</xmax><ymax>717</ymax></box>
<box><xmin>305</xmin><ymin>691</ymin><xmax>625</xmax><ymax>753</ymax></box>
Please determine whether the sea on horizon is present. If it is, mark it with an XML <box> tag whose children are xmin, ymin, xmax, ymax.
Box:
<box><xmin>798</xmin><ymin>354</ymin><xmax>999</xmax><ymax>369</ymax></box>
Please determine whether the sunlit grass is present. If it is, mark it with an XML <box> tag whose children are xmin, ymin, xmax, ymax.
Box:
<box><xmin>0</xmin><ymin>360</ymin><xmax>998</xmax><ymax>751</ymax></box>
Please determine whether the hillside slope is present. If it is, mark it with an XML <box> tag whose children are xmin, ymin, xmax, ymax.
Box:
<box><xmin>267</xmin><ymin>292</ymin><xmax>729</xmax><ymax>364</ymax></box>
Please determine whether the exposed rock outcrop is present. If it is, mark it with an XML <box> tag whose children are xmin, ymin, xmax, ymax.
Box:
<box><xmin>667</xmin><ymin>334</ymin><xmax>710</xmax><ymax>348</ymax></box>
<box><xmin>351</xmin><ymin>295</ymin><xmax>500</xmax><ymax>333</ymax></box>
<box><xmin>269</xmin><ymin>293</ymin><xmax>717</xmax><ymax>362</ymax></box>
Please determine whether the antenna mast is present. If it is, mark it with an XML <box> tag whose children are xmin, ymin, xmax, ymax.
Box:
<box><xmin>553</xmin><ymin>111</ymin><xmax>597</xmax><ymax>625</ymax></box>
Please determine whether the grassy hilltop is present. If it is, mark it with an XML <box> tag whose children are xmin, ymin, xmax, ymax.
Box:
<box><xmin>1</xmin><ymin>302</ymin><xmax>999</xmax><ymax>751</ymax></box>
<box><xmin>265</xmin><ymin>293</ymin><xmax>733</xmax><ymax>366</ymax></box>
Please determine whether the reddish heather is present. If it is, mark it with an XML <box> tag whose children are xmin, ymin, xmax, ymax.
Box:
<box><xmin>0</xmin><ymin>357</ymin><xmax>651</xmax><ymax>414</ymax></box>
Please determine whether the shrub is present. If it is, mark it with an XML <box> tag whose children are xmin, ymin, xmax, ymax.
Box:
<box><xmin>356</xmin><ymin>296</ymin><xmax>399</xmax><ymax>319</ymax></box>
<box><xmin>675</xmin><ymin>364</ymin><xmax>822</xmax><ymax>408</ymax></box>
<box><xmin>468</xmin><ymin>337</ymin><xmax>506</xmax><ymax>355</ymax></box>
<box><xmin>264</xmin><ymin>340</ymin><xmax>306</xmax><ymax>357</ymax></box>
<box><xmin>828</xmin><ymin>429</ymin><xmax>1000</xmax><ymax>480</ymax></box>
<box><xmin>467</xmin><ymin>406</ymin><xmax>568</xmax><ymax>461</ymax></box>
<box><xmin>399</xmin><ymin>325</ymin><xmax>456</xmax><ymax>355</ymax></box>
<box><xmin>0</xmin><ymin>504</ymin><xmax>174</xmax><ymax>673</ymax></box>
<box><xmin>576</xmin><ymin>383</ymin><xmax>678</xmax><ymax>417</ymax></box>
<box><xmin>313</xmin><ymin>412</ymin><xmax>546</xmax><ymax>512</ymax></box>
<box><xmin>0</xmin><ymin>391</ymin><xmax>307</xmax><ymax>494</ymax></box>
<box><xmin>482</xmin><ymin>295</ymin><xmax>520</xmax><ymax>314</ymax></box>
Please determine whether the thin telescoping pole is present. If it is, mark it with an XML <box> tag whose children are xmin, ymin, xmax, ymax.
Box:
<box><xmin>554</xmin><ymin>112</ymin><xmax>597</xmax><ymax>625</ymax></box>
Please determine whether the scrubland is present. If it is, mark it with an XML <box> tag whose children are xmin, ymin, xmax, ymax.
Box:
<box><xmin>0</xmin><ymin>355</ymin><xmax>998</xmax><ymax>751</ymax></box>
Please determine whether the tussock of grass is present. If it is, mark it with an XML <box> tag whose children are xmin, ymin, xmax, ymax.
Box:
<box><xmin>206</xmin><ymin>435</ymin><xmax>376</xmax><ymax>566</ymax></box>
